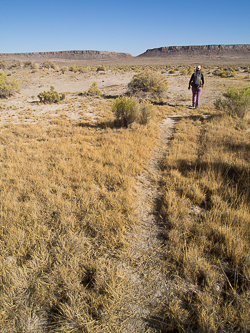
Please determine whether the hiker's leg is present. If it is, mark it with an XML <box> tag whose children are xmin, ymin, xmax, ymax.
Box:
<box><xmin>196</xmin><ymin>87</ymin><xmax>202</xmax><ymax>108</ymax></box>
<box><xmin>192</xmin><ymin>87</ymin><xmax>197</xmax><ymax>107</ymax></box>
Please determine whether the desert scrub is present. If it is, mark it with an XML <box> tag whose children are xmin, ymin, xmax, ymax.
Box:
<box><xmin>40</xmin><ymin>60</ymin><xmax>57</xmax><ymax>70</ymax></box>
<box><xmin>23</xmin><ymin>61</ymin><xmax>37</xmax><ymax>70</ymax></box>
<box><xmin>96</xmin><ymin>65</ymin><xmax>105</xmax><ymax>72</ymax></box>
<box><xmin>0</xmin><ymin>73</ymin><xmax>20</xmax><ymax>98</ymax></box>
<box><xmin>0</xmin><ymin>60</ymin><xmax>7</xmax><ymax>70</ymax></box>
<box><xmin>112</xmin><ymin>97</ymin><xmax>155</xmax><ymax>128</ymax></box>
<box><xmin>214</xmin><ymin>86</ymin><xmax>250</xmax><ymax>118</ymax></box>
<box><xmin>128</xmin><ymin>70</ymin><xmax>168</xmax><ymax>102</ymax></box>
<box><xmin>0</xmin><ymin>109</ymin><xmax>158</xmax><ymax>331</ymax></box>
<box><xmin>87</xmin><ymin>82</ymin><xmax>102</xmax><ymax>96</ymax></box>
<box><xmin>112</xmin><ymin>96</ymin><xmax>139</xmax><ymax>128</ymax></box>
<box><xmin>157</xmin><ymin>115</ymin><xmax>250</xmax><ymax>332</ymax></box>
<box><xmin>212</xmin><ymin>67</ymin><xmax>236</xmax><ymax>78</ymax></box>
<box><xmin>8</xmin><ymin>61</ymin><xmax>22</xmax><ymax>70</ymax></box>
<box><xmin>38</xmin><ymin>86</ymin><xmax>65</xmax><ymax>104</ymax></box>
<box><xmin>138</xmin><ymin>101</ymin><xmax>154</xmax><ymax>125</ymax></box>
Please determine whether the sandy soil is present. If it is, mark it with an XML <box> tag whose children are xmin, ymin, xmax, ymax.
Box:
<box><xmin>2</xmin><ymin>67</ymin><xmax>248</xmax><ymax>118</ymax></box>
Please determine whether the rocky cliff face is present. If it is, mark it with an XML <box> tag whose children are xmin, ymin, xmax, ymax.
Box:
<box><xmin>137</xmin><ymin>44</ymin><xmax>250</xmax><ymax>62</ymax></box>
<box><xmin>0</xmin><ymin>50</ymin><xmax>133</xmax><ymax>61</ymax></box>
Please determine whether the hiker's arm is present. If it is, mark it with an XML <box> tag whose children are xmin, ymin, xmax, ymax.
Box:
<box><xmin>202</xmin><ymin>74</ymin><xmax>204</xmax><ymax>87</ymax></box>
<box><xmin>188</xmin><ymin>74</ymin><xmax>194</xmax><ymax>89</ymax></box>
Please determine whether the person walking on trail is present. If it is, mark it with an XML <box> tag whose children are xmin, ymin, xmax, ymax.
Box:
<box><xmin>188</xmin><ymin>65</ymin><xmax>204</xmax><ymax>108</ymax></box>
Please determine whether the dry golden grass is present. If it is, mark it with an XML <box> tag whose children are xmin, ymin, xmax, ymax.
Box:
<box><xmin>157</xmin><ymin>113</ymin><xmax>250</xmax><ymax>332</ymax></box>
<box><xmin>0</xmin><ymin>97</ymin><xmax>160</xmax><ymax>331</ymax></box>
<box><xmin>0</xmin><ymin>62</ymin><xmax>250</xmax><ymax>332</ymax></box>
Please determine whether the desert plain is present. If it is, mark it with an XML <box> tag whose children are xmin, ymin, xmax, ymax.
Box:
<box><xmin>0</xmin><ymin>54</ymin><xmax>250</xmax><ymax>332</ymax></box>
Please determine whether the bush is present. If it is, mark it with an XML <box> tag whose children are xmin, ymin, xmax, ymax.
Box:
<box><xmin>8</xmin><ymin>61</ymin><xmax>22</xmax><ymax>70</ymax></box>
<box><xmin>112</xmin><ymin>97</ymin><xmax>154</xmax><ymax>127</ymax></box>
<box><xmin>214</xmin><ymin>87</ymin><xmax>250</xmax><ymax>118</ymax></box>
<box><xmin>0</xmin><ymin>60</ymin><xmax>7</xmax><ymax>70</ymax></box>
<box><xmin>112</xmin><ymin>97</ymin><xmax>139</xmax><ymax>127</ymax></box>
<box><xmin>212</xmin><ymin>67</ymin><xmax>235</xmax><ymax>78</ymax></box>
<box><xmin>40</xmin><ymin>60</ymin><xmax>57</xmax><ymax>70</ymax></box>
<box><xmin>87</xmin><ymin>82</ymin><xmax>102</xmax><ymax>96</ymax></box>
<box><xmin>24</xmin><ymin>61</ymin><xmax>37</xmax><ymax>70</ymax></box>
<box><xmin>138</xmin><ymin>101</ymin><xmax>154</xmax><ymax>125</ymax></box>
<box><xmin>69</xmin><ymin>65</ymin><xmax>88</xmax><ymax>73</ymax></box>
<box><xmin>0</xmin><ymin>73</ymin><xmax>20</xmax><ymax>98</ymax></box>
<box><xmin>128</xmin><ymin>70</ymin><xmax>168</xmax><ymax>100</ymax></box>
<box><xmin>38</xmin><ymin>86</ymin><xmax>65</xmax><ymax>104</ymax></box>
<box><xmin>97</xmin><ymin>66</ymin><xmax>105</xmax><ymax>72</ymax></box>
<box><xmin>169</xmin><ymin>70</ymin><xmax>175</xmax><ymax>74</ymax></box>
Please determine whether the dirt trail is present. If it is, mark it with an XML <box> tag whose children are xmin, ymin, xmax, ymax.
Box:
<box><xmin>106</xmin><ymin>116</ymin><xmax>178</xmax><ymax>332</ymax></box>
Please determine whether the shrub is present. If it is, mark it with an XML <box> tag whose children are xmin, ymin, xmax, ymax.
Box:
<box><xmin>128</xmin><ymin>70</ymin><xmax>168</xmax><ymax>100</ymax></box>
<box><xmin>138</xmin><ymin>101</ymin><xmax>154</xmax><ymax>125</ymax></box>
<box><xmin>8</xmin><ymin>61</ymin><xmax>22</xmax><ymax>70</ymax></box>
<box><xmin>112</xmin><ymin>97</ymin><xmax>139</xmax><ymax>127</ymax></box>
<box><xmin>169</xmin><ymin>70</ymin><xmax>175</xmax><ymax>74</ymax></box>
<box><xmin>0</xmin><ymin>73</ymin><xmax>20</xmax><ymax>98</ymax></box>
<box><xmin>97</xmin><ymin>66</ymin><xmax>105</xmax><ymax>72</ymax></box>
<box><xmin>24</xmin><ymin>61</ymin><xmax>37</xmax><ymax>70</ymax></box>
<box><xmin>214</xmin><ymin>86</ymin><xmax>250</xmax><ymax>118</ymax></box>
<box><xmin>40</xmin><ymin>60</ymin><xmax>57</xmax><ymax>70</ymax></box>
<box><xmin>212</xmin><ymin>67</ymin><xmax>235</xmax><ymax>78</ymax></box>
<box><xmin>69</xmin><ymin>65</ymin><xmax>88</xmax><ymax>73</ymax></box>
<box><xmin>0</xmin><ymin>60</ymin><xmax>7</xmax><ymax>70</ymax></box>
<box><xmin>38</xmin><ymin>86</ymin><xmax>65</xmax><ymax>104</ymax></box>
<box><xmin>87</xmin><ymin>82</ymin><xmax>102</xmax><ymax>96</ymax></box>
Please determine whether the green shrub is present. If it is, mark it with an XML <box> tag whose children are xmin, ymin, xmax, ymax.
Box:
<box><xmin>0</xmin><ymin>73</ymin><xmax>20</xmax><ymax>98</ymax></box>
<box><xmin>169</xmin><ymin>70</ymin><xmax>175</xmax><ymax>74</ymax></box>
<box><xmin>38</xmin><ymin>86</ymin><xmax>65</xmax><ymax>104</ymax></box>
<box><xmin>214</xmin><ymin>87</ymin><xmax>250</xmax><ymax>118</ymax></box>
<box><xmin>128</xmin><ymin>70</ymin><xmax>168</xmax><ymax>100</ymax></box>
<box><xmin>212</xmin><ymin>67</ymin><xmax>235</xmax><ymax>78</ymax></box>
<box><xmin>87</xmin><ymin>82</ymin><xmax>102</xmax><ymax>96</ymax></box>
<box><xmin>0</xmin><ymin>60</ymin><xmax>7</xmax><ymax>70</ymax></box>
<box><xmin>69</xmin><ymin>65</ymin><xmax>88</xmax><ymax>73</ymax></box>
<box><xmin>112</xmin><ymin>97</ymin><xmax>139</xmax><ymax>128</ymax></box>
<box><xmin>40</xmin><ymin>60</ymin><xmax>57</xmax><ymax>70</ymax></box>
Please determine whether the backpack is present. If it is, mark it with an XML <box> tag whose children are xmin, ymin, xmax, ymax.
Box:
<box><xmin>193</xmin><ymin>72</ymin><xmax>202</xmax><ymax>87</ymax></box>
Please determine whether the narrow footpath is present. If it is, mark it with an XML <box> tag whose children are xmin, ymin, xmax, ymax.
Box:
<box><xmin>104</xmin><ymin>116</ymin><xmax>179</xmax><ymax>332</ymax></box>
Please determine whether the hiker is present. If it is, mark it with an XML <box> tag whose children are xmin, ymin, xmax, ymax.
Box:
<box><xmin>188</xmin><ymin>65</ymin><xmax>204</xmax><ymax>108</ymax></box>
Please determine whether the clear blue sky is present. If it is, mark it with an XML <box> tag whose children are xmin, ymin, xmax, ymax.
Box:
<box><xmin>1</xmin><ymin>0</ymin><xmax>249</xmax><ymax>56</ymax></box>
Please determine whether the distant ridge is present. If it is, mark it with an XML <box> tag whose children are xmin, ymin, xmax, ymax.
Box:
<box><xmin>137</xmin><ymin>44</ymin><xmax>250</xmax><ymax>63</ymax></box>
<box><xmin>0</xmin><ymin>45</ymin><xmax>250</xmax><ymax>64</ymax></box>
<box><xmin>0</xmin><ymin>50</ymin><xmax>133</xmax><ymax>62</ymax></box>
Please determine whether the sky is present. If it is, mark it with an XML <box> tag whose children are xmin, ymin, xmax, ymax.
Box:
<box><xmin>1</xmin><ymin>0</ymin><xmax>250</xmax><ymax>56</ymax></box>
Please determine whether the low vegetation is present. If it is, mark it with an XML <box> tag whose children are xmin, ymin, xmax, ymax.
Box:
<box><xmin>0</xmin><ymin>61</ymin><xmax>249</xmax><ymax>332</ymax></box>
<box><xmin>0</xmin><ymin>73</ymin><xmax>20</xmax><ymax>98</ymax></box>
<box><xmin>38</xmin><ymin>86</ymin><xmax>66</xmax><ymax>104</ymax></box>
<box><xmin>0</xmin><ymin>101</ymin><xmax>158</xmax><ymax>331</ymax></box>
<box><xmin>157</xmin><ymin>114</ymin><xmax>250</xmax><ymax>332</ymax></box>
<box><xmin>86</xmin><ymin>82</ymin><xmax>102</xmax><ymax>96</ymax></box>
<box><xmin>40</xmin><ymin>60</ymin><xmax>57</xmax><ymax>70</ymax></box>
<box><xmin>128</xmin><ymin>69</ymin><xmax>168</xmax><ymax>102</ymax></box>
<box><xmin>214</xmin><ymin>86</ymin><xmax>250</xmax><ymax>119</ymax></box>
<box><xmin>112</xmin><ymin>97</ymin><xmax>154</xmax><ymax>127</ymax></box>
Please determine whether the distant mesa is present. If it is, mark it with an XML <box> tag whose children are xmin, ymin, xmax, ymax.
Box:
<box><xmin>0</xmin><ymin>45</ymin><xmax>250</xmax><ymax>64</ymax></box>
<box><xmin>0</xmin><ymin>50</ymin><xmax>133</xmax><ymax>61</ymax></box>
<box><xmin>137</xmin><ymin>44</ymin><xmax>250</xmax><ymax>62</ymax></box>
